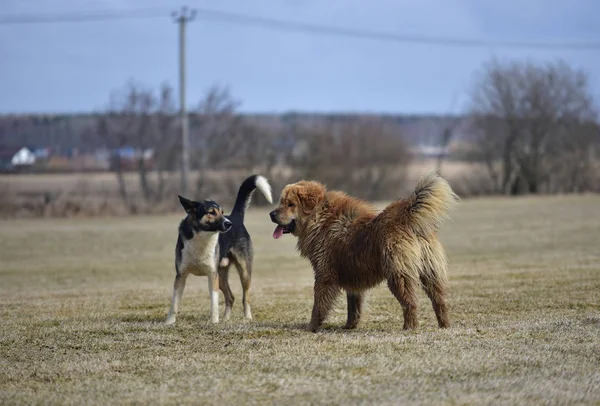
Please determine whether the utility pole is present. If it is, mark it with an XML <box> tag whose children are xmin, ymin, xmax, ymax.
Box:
<box><xmin>172</xmin><ymin>6</ymin><xmax>196</xmax><ymax>197</ymax></box>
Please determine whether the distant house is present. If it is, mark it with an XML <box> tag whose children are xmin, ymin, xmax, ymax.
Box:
<box><xmin>110</xmin><ymin>147</ymin><xmax>155</xmax><ymax>171</ymax></box>
<box><xmin>114</xmin><ymin>147</ymin><xmax>154</xmax><ymax>161</ymax></box>
<box><xmin>0</xmin><ymin>146</ymin><xmax>36</xmax><ymax>171</ymax></box>
<box><xmin>410</xmin><ymin>145</ymin><xmax>450</xmax><ymax>159</ymax></box>
<box><xmin>32</xmin><ymin>147</ymin><xmax>51</xmax><ymax>159</ymax></box>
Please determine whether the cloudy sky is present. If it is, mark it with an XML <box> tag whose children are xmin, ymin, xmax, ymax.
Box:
<box><xmin>1</xmin><ymin>0</ymin><xmax>599</xmax><ymax>114</ymax></box>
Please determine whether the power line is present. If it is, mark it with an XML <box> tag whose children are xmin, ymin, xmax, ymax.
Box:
<box><xmin>1</xmin><ymin>6</ymin><xmax>599</xmax><ymax>51</ymax></box>
<box><xmin>0</xmin><ymin>8</ymin><xmax>168</xmax><ymax>24</ymax></box>
<box><xmin>190</xmin><ymin>7</ymin><xmax>600</xmax><ymax>51</ymax></box>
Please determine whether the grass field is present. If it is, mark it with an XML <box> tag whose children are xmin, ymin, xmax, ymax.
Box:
<box><xmin>1</xmin><ymin>195</ymin><xmax>599</xmax><ymax>405</ymax></box>
<box><xmin>0</xmin><ymin>159</ymin><xmax>479</xmax><ymax>198</ymax></box>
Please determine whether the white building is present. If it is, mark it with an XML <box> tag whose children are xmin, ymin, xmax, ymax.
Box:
<box><xmin>11</xmin><ymin>147</ymin><xmax>36</xmax><ymax>166</ymax></box>
<box><xmin>0</xmin><ymin>147</ymin><xmax>36</xmax><ymax>171</ymax></box>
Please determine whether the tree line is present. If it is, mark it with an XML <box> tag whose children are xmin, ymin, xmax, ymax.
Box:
<box><xmin>1</xmin><ymin>57</ymin><xmax>598</xmax><ymax>217</ymax></box>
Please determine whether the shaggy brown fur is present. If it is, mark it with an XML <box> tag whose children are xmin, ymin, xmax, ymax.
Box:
<box><xmin>270</xmin><ymin>171</ymin><xmax>459</xmax><ymax>332</ymax></box>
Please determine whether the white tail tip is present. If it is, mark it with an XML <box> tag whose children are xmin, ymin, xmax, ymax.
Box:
<box><xmin>255</xmin><ymin>175</ymin><xmax>273</xmax><ymax>204</ymax></box>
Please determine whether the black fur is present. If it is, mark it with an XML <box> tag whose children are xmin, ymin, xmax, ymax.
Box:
<box><xmin>166</xmin><ymin>174</ymin><xmax>272</xmax><ymax>324</ymax></box>
<box><xmin>175</xmin><ymin>234</ymin><xmax>184</xmax><ymax>270</ymax></box>
<box><xmin>175</xmin><ymin>175</ymin><xmax>262</xmax><ymax>265</ymax></box>
<box><xmin>218</xmin><ymin>175</ymin><xmax>265</xmax><ymax>264</ymax></box>
<box><xmin>231</xmin><ymin>175</ymin><xmax>267</xmax><ymax>219</ymax></box>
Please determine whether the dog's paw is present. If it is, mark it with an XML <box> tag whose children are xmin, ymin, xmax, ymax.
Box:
<box><xmin>342</xmin><ymin>323</ymin><xmax>358</xmax><ymax>330</ymax></box>
<box><xmin>164</xmin><ymin>317</ymin><xmax>176</xmax><ymax>326</ymax></box>
<box><xmin>307</xmin><ymin>324</ymin><xmax>320</xmax><ymax>333</ymax></box>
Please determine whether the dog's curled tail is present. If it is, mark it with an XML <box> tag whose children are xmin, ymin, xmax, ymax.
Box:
<box><xmin>398</xmin><ymin>171</ymin><xmax>459</xmax><ymax>236</ymax></box>
<box><xmin>231</xmin><ymin>174</ymin><xmax>273</xmax><ymax>217</ymax></box>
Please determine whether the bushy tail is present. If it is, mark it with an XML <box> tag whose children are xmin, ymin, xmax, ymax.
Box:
<box><xmin>391</xmin><ymin>171</ymin><xmax>460</xmax><ymax>236</ymax></box>
<box><xmin>404</xmin><ymin>171</ymin><xmax>459</xmax><ymax>235</ymax></box>
<box><xmin>231</xmin><ymin>175</ymin><xmax>273</xmax><ymax>218</ymax></box>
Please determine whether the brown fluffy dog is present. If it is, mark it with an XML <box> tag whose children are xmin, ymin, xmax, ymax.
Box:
<box><xmin>269</xmin><ymin>171</ymin><xmax>459</xmax><ymax>332</ymax></box>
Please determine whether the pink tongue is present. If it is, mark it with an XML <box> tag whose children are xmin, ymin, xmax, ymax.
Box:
<box><xmin>273</xmin><ymin>225</ymin><xmax>284</xmax><ymax>239</ymax></box>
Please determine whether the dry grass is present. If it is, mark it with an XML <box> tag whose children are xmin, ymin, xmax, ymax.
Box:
<box><xmin>1</xmin><ymin>195</ymin><xmax>599</xmax><ymax>405</ymax></box>
<box><xmin>0</xmin><ymin>160</ymin><xmax>481</xmax><ymax>218</ymax></box>
<box><xmin>0</xmin><ymin>159</ymin><xmax>473</xmax><ymax>196</ymax></box>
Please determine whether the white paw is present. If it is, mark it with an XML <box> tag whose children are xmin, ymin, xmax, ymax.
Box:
<box><xmin>165</xmin><ymin>317</ymin><xmax>176</xmax><ymax>325</ymax></box>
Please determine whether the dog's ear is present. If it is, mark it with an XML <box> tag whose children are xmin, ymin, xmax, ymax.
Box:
<box><xmin>296</xmin><ymin>182</ymin><xmax>326</xmax><ymax>215</ymax></box>
<box><xmin>178</xmin><ymin>195</ymin><xmax>197</xmax><ymax>214</ymax></box>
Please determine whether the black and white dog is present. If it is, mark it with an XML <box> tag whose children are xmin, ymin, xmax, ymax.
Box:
<box><xmin>165</xmin><ymin>175</ymin><xmax>272</xmax><ymax>325</ymax></box>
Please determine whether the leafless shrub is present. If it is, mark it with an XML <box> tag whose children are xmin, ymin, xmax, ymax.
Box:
<box><xmin>290</xmin><ymin>117</ymin><xmax>411</xmax><ymax>200</ymax></box>
<box><xmin>451</xmin><ymin>172</ymin><xmax>498</xmax><ymax>197</ymax></box>
<box><xmin>468</xmin><ymin>59</ymin><xmax>599</xmax><ymax>195</ymax></box>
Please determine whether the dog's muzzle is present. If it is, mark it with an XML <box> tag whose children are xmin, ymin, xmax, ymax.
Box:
<box><xmin>269</xmin><ymin>210</ymin><xmax>277</xmax><ymax>223</ymax></box>
<box><xmin>270</xmin><ymin>211</ymin><xmax>295</xmax><ymax>239</ymax></box>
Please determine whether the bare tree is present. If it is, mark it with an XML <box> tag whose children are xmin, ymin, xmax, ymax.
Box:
<box><xmin>191</xmin><ymin>86</ymin><xmax>243</xmax><ymax>169</ymax></box>
<box><xmin>435</xmin><ymin>118</ymin><xmax>462</xmax><ymax>175</ymax></box>
<box><xmin>434</xmin><ymin>92</ymin><xmax>462</xmax><ymax>175</ymax></box>
<box><xmin>97</xmin><ymin>108</ymin><xmax>132</xmax><ymax>208</ymax></box>
<box><xmin>190</xmin><ymin>85</ymin><xmax>286</xmax><ymax>202</ymax></box>
<box><xmin>468</xmin><ymin>59</ymin><xmax>598</xmax><ymax>195</ymax></box>
<box><xmin>98</xmin><ymin>80</ymin><xmax>178</xmax><ymax>211</ymax></box>
<box><xmin>151</xmin><ymin>83</ymin><xmax>178</xmax><ymax>200</ymax></box>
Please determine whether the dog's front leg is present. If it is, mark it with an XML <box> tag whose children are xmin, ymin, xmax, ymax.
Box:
<box><xmin>208</xmin><ymin>271</ymin><xmax>220</xmax><ymax>323</ymax></box>
<box><xmin>166</xmin><ymin>273</ymin><xmax>187</xmax><ymax>325</ymax></box>
<box><xmin>343</xmin><ymin>292</ymin><xmax>365</xmax><ymax>329</ymax></box>
<box><xmin>309</xmin><ymin>281</ymin><xmax>340</xmax><ymax>333</ymax></box>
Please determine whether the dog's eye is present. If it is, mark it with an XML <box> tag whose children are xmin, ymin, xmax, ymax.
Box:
<box><xmin>287</xmin><ymin>202</ymin><xmax>295</xmax><ymax>208</ymax></box>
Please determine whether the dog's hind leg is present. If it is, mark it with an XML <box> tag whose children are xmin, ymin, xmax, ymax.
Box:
<box><xmin>420</xmin><ymin>274</ymin><xmax>450</xmax><ymax>328</ymax></box>
<box><xmin>233</xmin><ymin>256</ymin><xmax>253</xmax><ymax>320</ymax></box>
<box><xmin>343</xmin><ymin>292</ymin><xmax>365</xmax><ymax>330</ymax></box>
<box><xmin>208</xmin><ymin>271</ymin><xmax>220</xmax><ymax>323</ymax></box>
<box><xmin>420</xmin><ymin>239</ymin><xmax>450</xmax><ymax>328</ymax></box>
<box><xmin>218</xmin><ymin>260</ymin><xmax>235</xmax><ymax>321</ymax></box>
<box><xmin>165</xmin><ymin>273</ymin><xmax>188</xmax><ymax>325</ymax></box>
<box><xmin>387</xmin><ymin>274</ymin><xmax>420</xmax><ymax>330</ymax></box>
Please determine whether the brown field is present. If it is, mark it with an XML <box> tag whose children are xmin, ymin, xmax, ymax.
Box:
<box><xmin>1</xmin><ymin>195</ymin><xmax>599</xmax><ymax>405</ymax></box>
<box><xmin>0</xmin><ymin>159</ymin><xmax>488</xmax><ymax>218</ymax></box>
<box><xmin>0</xmin><ymin>159</ymin><xmax>478</xmax><ymax>196</ymax></box>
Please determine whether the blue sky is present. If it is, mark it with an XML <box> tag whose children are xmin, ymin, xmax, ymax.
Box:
<box><xmin>1</xmin><ymin>0</ymin><xmax>599</xmax><ymax>114</ymax></box>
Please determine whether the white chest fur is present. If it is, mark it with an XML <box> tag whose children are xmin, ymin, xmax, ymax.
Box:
<box><xmin>179</xmin><ymin>232</ymin><xmax>219</xmax><ymax>276</ymax></box>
